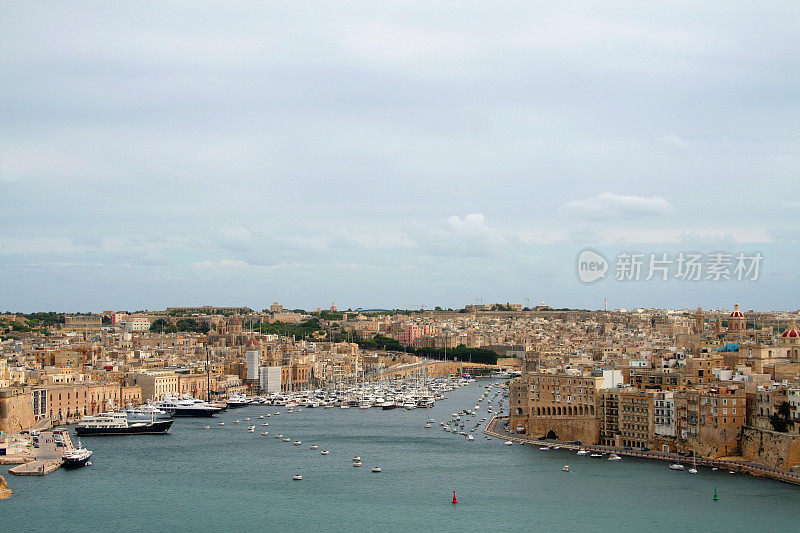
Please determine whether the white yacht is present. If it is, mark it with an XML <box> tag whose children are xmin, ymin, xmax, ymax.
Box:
<box><xmin>76</xmin><ymin>412</ymin><xmax>173</xmax><ymax>436</ymax></box>
<box><xmin>121</xmin><ymin>403</ymin><xmax>172</xmax><ymax>422</ymax></box>
<box><xmin>63</xmin><ymin>440</ymin><xmax>93</xmax><ymax>468</ymax></box>
<box><xmin>156</xmin><ymin>395</ymin><xmax>222</xmax><ymax>417</ymax></box>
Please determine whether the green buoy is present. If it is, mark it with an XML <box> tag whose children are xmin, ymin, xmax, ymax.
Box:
<box><xmin>713</xmin><ymin>489</ymin><xmax>719</xmax><ymax>501</ymax></box>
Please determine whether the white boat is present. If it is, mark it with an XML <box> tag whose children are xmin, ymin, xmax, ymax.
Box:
<box><xmin>466</xmin><ymin>435</ymin><xmax>474</xmax><ymax>441</ymax></box>
<box><xmin>310</xmin><ymin>445</ymin><xmax>319</xmax><ymax>450</ymax></box>
<box><xmin>371</xmin><ymin>467</ymin><xmax>381</xmax><ymax>473</ymax></box>
<box><xmin>63</xmin><ymin>440</ymin><xmax>93</xmax><ymax>468</ymax></box>
<box><xmin>321</xmin><ymin>450</ymin><xmax>330</xmax><ymax>455</ymax></box>
<box><xmin>282</xmin><ymin>437</ymin><xmax>291</xmax><ymax>442</ymax></box>
<box><xmin>504</xmin><ymin>441</ymin><xmax>513</xmax><ymax>446</ymax></box>
<box><xmin>576</xmin><ymin>449</ymin><xmax>589</xmax><ymax>456</ymax></box>
<box><xmin>292</xmin><ymin>475</ymin><xmax>303</xmax><ymax>480</ymax></box>
<box><xmin>562</xmin><ymin>465</ymin><xmax>570</xmax><ymax>472</ymax></box>
<box><xmin>669</xmin><ymin>463</ymin><xmax>685</xmax><ymax>470</ymax></box>
<box><xmin>608</xmin><ymin>454</ymin><xmax>622</xmax><ymax>461</ymax></box>
<box><xmin>122</xmin><ymin>403</ymin><xmax>172</xmax><ymax>422</ymax></box>
<box><xmin>352</xmin><ymin>456</ymin><xmax>361</xmax><ymax>461</ymax></box>
<box><xmin>353</xmin><ymin>461</ymin><xmax>363</xmax><ymax>467</ymax></box>
<box><xmin>539</xmin><ymin>446</ymin><xmax>550</xmax><ymax>451</ymax></box>
<box><xmin>155</xmin><ymin>395</ymin><xmax>221</xmax><ymax>417</ymax></box>
<box><xmin>589</xmin><ymin>453</ymin><xmax>603</xmax><ymax>458</ymax></box>
<box><xmin>261</xmin><ymin>432</ymin><xmax>269</xmax><ymax>436</ymax></box>
<box><xmin>293</xmin><ymin>441</ymin><xmax>302</xmax><ymax>446</ymax></box>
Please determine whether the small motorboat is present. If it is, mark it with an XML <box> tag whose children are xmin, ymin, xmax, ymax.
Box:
<box><xmin>688</xmin><ymin>468</ymin><xmax>698</xmax><ymax>474</ymax></box>
<box><xmin>244</xmin><ymin>418</ymin><xmax>250</xmax><ymax>421</ymax></box>
<box><xmin>203</xmin><ymin>425</ymin><xmax>211</xmax><ymax>429</ymax></box>
<box><xmin>590</xmin><ymin>453</ymin><xmax>603</xmax><ymax>458</ymax></box>
<box><xmin>608</xmin><ymin>454</ymin><xmax>621</xmax><ymax>461</ymax></box>
<box><xmin>669</xmin><ymin>463</ymin><xmax>685</xmax><ymax>470</ymax></box>
<box><xmin>562</xmin><ymin>465</ymin><xmax>570</xmax><ymax>472</ymax></box>
<box><xmin>321</xmin><ymin>450</ymin><xmax>330</xmax><ymax>455</ymax></box>
<box><xmin>353</xmin><ymin>461</ymin><xmax>363</xmax><ymax>467</ymax></box>
<box><xmin>576</xmin><ymin>449</ymin><xmax>589</xmax><ymax>455</ymax></box>
<box><xmin>504</xmin><ymin>441</ymin><xmax>513</xmax><ymax>446</ymax></box>
<box><xmin>539</xmin><ymin>446</ymin><xmax>550</xmax><ymax>451</ymax></box>
<box><xmin>293</xmin><ymin>441</ymin><xmax>302</xmax><ymax>446</ymax></box>
<box><xmin>292</xmin><ymin>475</ymin><xmax>303</xmax><ymax>481</ymax></box>
<box><xmin>310</xmin><ymin>445</ymin><xmax>319</xmax><ymax>450</ymax></box>
<box><xmin>261</xmin><ymin>432</ymin><xmax>269</xmax><ymax>436</ymax></box>
<box><xmin>233</xmin><ymin>420</ymin><xmax>240</xmax><ymax>424</ymax></box>
<box><xmin>466</xmin><ymin>435</ymin><xmax>474</xmax><ymax>441</ymax></box>
<box><xmin>371</xmin><ymin>467</ymin><xmax>381</xmax><ymax>473</ymax></box>
<box><xmin>283</xmin><ymin>437</ymin><xmax>291</xmax><ymax>442</ymax></box>
<box><xmin>352</xmin><ymin>456</ymin><xmax>361</xmax><ymax>462</ymax></box>
<box><xmin>262</xmin><ymin>423</ymin><xmax>269</xmax><ymax>426</ymax></box>
<box><xmin>218</xmin><ymin>422</ymin><xmax>225</xmax><ymax>426</ymax></box>
<box><xmin>276</xmin><ymin>434</ymin><xmax>284</xmax><ymax>439</ymax></box>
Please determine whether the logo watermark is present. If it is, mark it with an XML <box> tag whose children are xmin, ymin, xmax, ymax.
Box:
<box><xmin>577</xmin><ymin>249</ymin><xmax>609</xmax><ymax>284</ymax></box>
<box><xmin>577</xmin><ymin>250</ymin><xmax>762</xmax><ymax>283</ymax></box>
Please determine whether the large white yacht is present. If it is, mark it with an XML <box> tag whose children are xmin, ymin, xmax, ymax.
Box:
<box><xmin>76</xmin><ymin>412</ymin><xmax>174</xmax><ymax>435</ymax></box>
<box><xmin>155</xmin><ymin>395</ymin><xmax>222</xmax><ymax>417</ymax></box>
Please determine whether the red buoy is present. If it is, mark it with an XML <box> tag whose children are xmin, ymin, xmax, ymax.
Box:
<box><xmin>452</xmin><ymin>490</ymin><xmax>458</xmax><ymax>504</ymax></box>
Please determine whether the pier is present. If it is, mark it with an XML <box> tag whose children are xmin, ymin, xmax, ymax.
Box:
<box><xmin>6</xmin><ymin>429</ymin><xmax>75</xmax><ymax>477</ymax></box>
<box><xmin>485</xmin><ymin>416</ymin><xmax>800</xmax><ymax>487</ymax></box>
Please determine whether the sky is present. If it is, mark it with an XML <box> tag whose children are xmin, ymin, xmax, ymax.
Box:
<box><xmin>1</xmin><ymin>1</ymin><xmax>799</xmax><ymax>313</ymax></box>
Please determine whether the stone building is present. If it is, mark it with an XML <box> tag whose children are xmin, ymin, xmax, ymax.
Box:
<box><xmin>509</xmin><ymin>372</ymin><xmax>603</xmax><ymax>443</ymax></box>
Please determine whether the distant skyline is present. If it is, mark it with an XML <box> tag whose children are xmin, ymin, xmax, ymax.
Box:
<box><xmin>2</xmin><ymin>2</ymin><xmax>798</xmax><ymax>313</ymax></box>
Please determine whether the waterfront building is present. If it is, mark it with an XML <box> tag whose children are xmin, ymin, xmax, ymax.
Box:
<box><xmin>509</xmin><ymin>372</ymin><xmax>603</xmax><ymax>443</ymax></box>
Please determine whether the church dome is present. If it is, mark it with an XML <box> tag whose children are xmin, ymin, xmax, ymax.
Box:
<box><xmin>729</xmin><ymin>304</ymin><xmax>745</xmax><ymax>318</ymax></box>
<box><xmin>782</xmin><ymin>327</ymin><xmax>799</xmax><ymax>338</ymax></box>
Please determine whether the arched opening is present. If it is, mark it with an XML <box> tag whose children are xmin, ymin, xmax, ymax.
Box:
<box><xmin>546</xmin><ymin>429</ymin><xmax>558</xmax><ymax>440</ymax></box>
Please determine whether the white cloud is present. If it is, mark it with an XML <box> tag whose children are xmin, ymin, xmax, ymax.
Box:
<box><xmin>561</xmin><ymin>193</ymin><xmax>674</xmax><ymax>220</ymax></box>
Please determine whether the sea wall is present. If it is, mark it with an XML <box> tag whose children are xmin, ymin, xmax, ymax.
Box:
<box><xmin>0</xmin><ymin>390</ymin><xmax>35</xmax><ymax>434</ymax></box>
<box><xmin>741</xmin><ymin>426</ymin><xmax>800</xmax><ymax>471</ymax></box>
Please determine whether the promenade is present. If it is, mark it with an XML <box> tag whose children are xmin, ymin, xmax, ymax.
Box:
<box><xmin>485</xmin><ymin>416</ymin><xmax>800</xmax><ymax>487</ymax></box>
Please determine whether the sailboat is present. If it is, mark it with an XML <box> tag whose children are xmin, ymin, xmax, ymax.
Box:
<box><xmin>689</xmin><ymin>450</ymin><xmax>698</xmax><ymax>474</ymax></box>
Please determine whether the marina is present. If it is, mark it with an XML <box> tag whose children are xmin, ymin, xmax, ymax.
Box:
<box><xmin>3</xmin><ymin>379</ymin><xmax>800</xmax><ymax>532</ymax></box>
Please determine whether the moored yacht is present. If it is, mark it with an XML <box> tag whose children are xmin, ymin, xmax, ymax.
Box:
<box><xmin>63</xmin><ymin>440</ymin><xmax>93</xmax><ymax>468</ymax></box>
<box><xmin>76</xmin><ymin>412</ymin><xmax>174</xmax><ymax>436</ymax></box>
<box><xmin>156</xmin><ymin>395</ymin><xmax>221</xmax><ymax>417</ymax></box>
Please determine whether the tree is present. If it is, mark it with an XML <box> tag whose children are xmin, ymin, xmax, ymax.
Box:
<box><xmin>769</xmin><ymin>413</ymin><xmax>788</xmax><ymax>432</ymax></box>
<box><xmin>150</xmin><ymin>318</ymin><xmax>177</xmax><ymax>333</ymax></box>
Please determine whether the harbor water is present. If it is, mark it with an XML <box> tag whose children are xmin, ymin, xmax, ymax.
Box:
<box><xmin>3</xmin><ymin>380</ymin><xmax>800</xmax><ymax>532</ymax></box>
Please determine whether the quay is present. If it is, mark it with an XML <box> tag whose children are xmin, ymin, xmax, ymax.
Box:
<box><xmin>5</xmin><ymin>429</ymin><xmax>75</xmax><ymax>477</ymax></box>
<box><xmin>485</xmin><ymin>416</ymin><xmax>800</xmax><ymax>487</ymax></box>
<box><xmin>9</xmin><ymin>459</ymin><xmax>63</xmax><ymax>476</ymax></box>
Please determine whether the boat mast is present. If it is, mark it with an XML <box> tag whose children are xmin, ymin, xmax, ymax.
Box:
<box><xmin>206</xmin><ymin>347</ymin><xmax>211</xmax><ymax>402</ymax></box>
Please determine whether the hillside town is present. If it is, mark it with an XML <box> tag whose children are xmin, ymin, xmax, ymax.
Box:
<box><xmin>2</xmin><ymin>302</ymin><xmax>799</xmax><ymax>476</ymax></box>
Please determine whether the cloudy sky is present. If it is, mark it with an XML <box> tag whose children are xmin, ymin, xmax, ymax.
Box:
<box><xmin>1</xmin><ymin>1</ymin><xmax>798</xmax><ymax>312</ymax></box>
